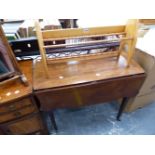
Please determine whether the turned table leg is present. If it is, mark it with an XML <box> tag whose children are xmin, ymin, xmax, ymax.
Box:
<box><xmin>117</xmin><ymin>97</ymin><xmax>129</xmax><ymax>121</ymax></box>
<box><xmin>49</xmin><ymin>111</ymin><xmax>58</xmax><ymax>131</ymax></box>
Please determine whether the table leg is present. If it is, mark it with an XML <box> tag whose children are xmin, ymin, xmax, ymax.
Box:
<box><xmin>40</xmin><ymin>111</ymin><xmax>50</xmax><ymax>135</ymax></box>
<box><xmin>117</xmin><ymin>97</ymin><xmax>129</xmax><ymax>121</ymax></box>
<box><xmin>49</xmin><ymin>111</ymin><xmax>58</xmax><ymax>131</ymax></box>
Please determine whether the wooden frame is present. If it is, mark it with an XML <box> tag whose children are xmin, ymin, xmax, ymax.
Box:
<box><xmin>35</xmin><ymin>19</ymin><xmax>139</xmax><ymax>78</ymax></box>
<box><xmin>0</xmin><ymin>24</ymin><xmax>28</xmax><ymax>86</ymax></box>
<box><xmin>139</xmin><ymin>19</ymin><xmax>155</xmax><ymax>25</ymax></box>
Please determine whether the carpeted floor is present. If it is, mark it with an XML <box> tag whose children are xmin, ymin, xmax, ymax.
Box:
<box><xmin>46</xmin><ymin>101</ymin><xmax>155</xmax><ymax>135</ymax></box>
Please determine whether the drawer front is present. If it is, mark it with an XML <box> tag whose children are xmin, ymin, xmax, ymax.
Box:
<box><xmin>36</xmin><ymin>74</ymin><xmax>145</xmax><ymax>110</ymax></box>
<box><xmin>3</xmin><ymin>114</ymin><xmax>44</xmax><ymax>135</ymax></box>
<box><xmin>0</xmin><ymin>105</ymin><xmax>38</xmax><ymax>123</ymax></box>
<box><xmin>0</xmin><ymin>98</ymin><xmax>33</xmax><ymax>114</ymax></box>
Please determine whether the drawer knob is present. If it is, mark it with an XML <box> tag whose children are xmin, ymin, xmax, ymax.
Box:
<box><xmin>14</xmin><ymin>111</ymin><xmax>21</xmax><ymax>117</ymax></box>
<box><xmin>8</xmin><ymin>105</ymin><xmax>16</xmax><ymax>111</ymax></box>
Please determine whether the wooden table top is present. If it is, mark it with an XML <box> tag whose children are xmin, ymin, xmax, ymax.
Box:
<box><xmin>0</xmin><ymin>60</ymin><xmax>33</xmax><ymax>105</ymax></box>
<box><xmin>33</xmin><ymin>55</ymin><xmax>145</xmax><ymax>91</ymax></box>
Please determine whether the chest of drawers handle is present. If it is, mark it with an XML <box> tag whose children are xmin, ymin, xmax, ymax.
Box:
<box><xmin>8</xmin><ymin>105</ymin><xmax>16</xmax><ymax>111</ymax></box>
<box><xmin>14</xmin><ymin>111</ymin><xmax>22</xmax><ymax>117</ymax></box>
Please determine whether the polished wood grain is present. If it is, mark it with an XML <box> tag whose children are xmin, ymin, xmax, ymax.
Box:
<box><xmin>1</xmin><ymin>113</ymin><xmax>44</xmax><ymax>135</ymax></box>
<box><xmin>33</xmin><ymin>55</ymin><xmax>144</xmax><ymax>90</ymax></box>
<box><xmin>0</xmin><ymin>75</ymin><xmax>20</xmax><ymax>86</ymax></box>
<box><xmin>0</xmin><ymin>98</ymin><xmax>32</xmax><ymax>114</ymax></box>
<box><xmin>0</xmin><ymin>104</ymin><xmax>38</xmax><ymax>123</ymax></box>
<box><xmin>36</xmin><ymin>74</ymin><xmax>145</xmax><ymax>111</ymax></box>
<box><xmin>0</xmin><ymin>60</ymin><xmax>33</xmax><ymax>105</ymax></box>
<box><xmin>34</xmin><ymin>53</ymin><xmax>145</xmax><ymax>112</ymax></box>
<box><xmin>0</xmin><ymin>60</ymin><xmax>47</xmax><ymax>135</ymax></box>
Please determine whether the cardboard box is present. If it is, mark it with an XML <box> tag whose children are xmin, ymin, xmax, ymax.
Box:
<box><xmin>124</xmin><ymin>91</ymin><xmax>155</xmax><ymax>112</ymax></box>
<box><xmin>135</xmin><ymin>28</ymin><xmax>155</xmax><ymax>95</ymax></box>
<box><xmin>134</xmin><ymin>49</ymin><xmax>155</xmax><ymax>95</ymax></box>
<box><xmin>119</xmin><ymin>28</ymin><xmax>155</xmax><ymax>112</ymax></box>
<box><xmin>119</xmin><ymin>49</ymin><xmax>155</xmax><ymax>112</ymax></box>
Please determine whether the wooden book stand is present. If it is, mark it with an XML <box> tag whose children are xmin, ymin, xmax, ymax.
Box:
<box><xmin>35</xmin><ymin>19</ymin><xmax>139</xmax><ymax>78</ymax></box>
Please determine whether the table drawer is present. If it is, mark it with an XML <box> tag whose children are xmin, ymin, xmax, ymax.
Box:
<box><xmin>0</xmin><ymin>98</ymin><xmax>33</xmax><ymax>114</ymax></box>
<box><xmin>0</xmin><ymin>105</ymin><xmax>38</xmax><ymax>123</ymax></box>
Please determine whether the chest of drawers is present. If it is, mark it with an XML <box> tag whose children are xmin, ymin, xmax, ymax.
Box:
<box><xmin>0</xmin><ymin>60</ymin><xmax>46</xmax><ymax>135</ymax></box>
